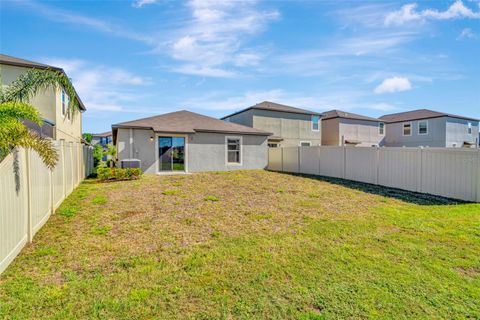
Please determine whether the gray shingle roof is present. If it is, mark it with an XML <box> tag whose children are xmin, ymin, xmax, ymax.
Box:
<box><xmin>221</xmin><ymin>101</ymin><xmax>321</xmax><ymax>119</ymax></box>
<box><xmin>379</xmin><ymin>109</ymin><xmax>479</xmax><ymax>123</ymax></box>
<box><xmin>112</xmin><ymin>110</ymin><xmax>272</xmax><ymax>135</ymax></box>
<box><xmin>0</xmin><ymin>53</ymin><xmax>86</xmax><ymax>111</ymax></box>
<box><xmin>322</xmin><ymin>110</ymin><xmax>381</xmax><ymax>122</ymax></box>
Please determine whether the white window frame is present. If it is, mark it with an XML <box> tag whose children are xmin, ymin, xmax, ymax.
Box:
<box><xmin>379</xmin><ymin>122</ymin><xmax>385</xmax><ymax>135</ymax></box>
<box><xmin>299</xmin><ymin>141</ymin><xmax>312</xmax><ymax>147</ymax></box>
<box><xmin>402</xmin><ymin>122</ymin><xmax>412</xmax><ymax>136</ymax></box>
<box><xmin>311</xmin><ymin>115</ymin><xmax>320</xmax><ymax>131</ymax></box>
<box><xmin>225</xmin><ymin>136</ymin><xmax>242</xmax><ymax>166</ymax></box>
<box><xmin>467</xmin><ymin>122</ymin><xmax>472</xmax><ymax>135</ymax></box>
<box><xmin>418</xmin><ymin>120</ymin><xmax>428</xmax><ymax>135</ymax></box>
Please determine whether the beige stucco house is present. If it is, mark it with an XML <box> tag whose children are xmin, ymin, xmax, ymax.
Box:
<box><xmin>221</xmin><ymin>101</ymin><xmax>322</xmax><ymax>147</ymax></box>
<box><xmin>0</xmin><ymin>54</ymin><xmax>86</xmax><ymax>143</ymax></box>
<box><xmin>321</xmin><ymin>110</ymin><xmax>385</xmax><ymax>147</ymax></box>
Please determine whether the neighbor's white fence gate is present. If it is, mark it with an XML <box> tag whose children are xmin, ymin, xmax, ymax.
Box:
<box><xmin>0</xmin><ymin>141</ymin><xmax>93</xmax><ymax>274</ymax></box>
<box><xmin>268</xmin><ymin>146</ymin><xmax>480</xmax><ymax>202</ymax></box>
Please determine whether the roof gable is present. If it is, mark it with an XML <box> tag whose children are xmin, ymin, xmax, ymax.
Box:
<box><xmin>380</xmin><ymin>109</ymin><xmax>479</xmax><ymax>123</ymax></box>
<box><xmin>221</xmin><ymin>101</ymin><xmax>321</xmax><ymax>119</ymax></box>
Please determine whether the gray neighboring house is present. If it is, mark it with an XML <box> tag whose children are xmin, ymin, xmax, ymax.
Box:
<box><xmin>112</xmin><ymin>110</ymin><xmax>271</xmax><ymax>174</ymax></box>
<box><xmin>221</xmin><ymin>101</ymin><xmax>322</xmax><ymax>147</ymax></box>
<box><xmin>321</xmin><ymin>110</ymin><xmax>385</xmax><ymax>147</ymax></box>
<box><xmin>380</xmin><ymin>109</ymin><xmax>479</xmax><ymax>148</ymax></box>
<box><xmin>91</xmin><ymin>131</ymin><xmax>112</xmax><ymax>146</ymax></box>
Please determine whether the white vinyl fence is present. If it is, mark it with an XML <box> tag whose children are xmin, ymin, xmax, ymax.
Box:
<box><xmin>0</xmin><ymin>141</ymin><xmax>93</xmax><ymax>274</ymax></box>
<box><xmin>268</xmin><ymin>146</ymin><xmax>480</xmax><ymax>202</ymax></box>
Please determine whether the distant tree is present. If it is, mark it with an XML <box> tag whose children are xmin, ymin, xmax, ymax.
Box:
<box><xmin>93</xmin><ymin>144</ymin><xmax>103</xmax><ymax>167</ymax></box>
<box><xmin>0</xmin><ymin>69</ymin><xmax>79</xmax><ymax>169</ymax></box>
<box><xmin>82</xmin><ymin>133</ymin><xmax>93</xmax><ymax>143</ymax></box>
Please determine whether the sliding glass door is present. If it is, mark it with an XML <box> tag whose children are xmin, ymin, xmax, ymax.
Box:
<box><xmin>158</xmin><ymin>137</ymin><xmax>185</xmax><ymax>172</ymax></box>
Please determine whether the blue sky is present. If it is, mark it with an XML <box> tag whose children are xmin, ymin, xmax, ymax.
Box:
<box><xmin>1</xmin><ymin>0</ymin><xmax>479</xmax><ymax>133</ymax></box>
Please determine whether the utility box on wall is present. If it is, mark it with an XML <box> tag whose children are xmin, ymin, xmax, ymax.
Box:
<box><xmin>120</xmin><ymin>159</ymin><xmax>141</xmax><ymax>168</ymax></box>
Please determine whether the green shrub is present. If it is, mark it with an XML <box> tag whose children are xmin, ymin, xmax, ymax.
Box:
<box><xmin>113</xmin><ymin>168</ymin><xmax>126</xmax><ymax>180</ymax></box>
<box><xmin>204</xmin><ymin>195</ymin><xmax>219</xmax><ymax>202</ymax></box>
<box><xmin>97</xmin><ymin>167</ymin><xmax>142</xmax><ymax>181</ymax></box>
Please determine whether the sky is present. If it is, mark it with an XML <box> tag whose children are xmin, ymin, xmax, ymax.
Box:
<box><xmin>1</xmin><ymin>0</ymin><xmax>479</xmax><ymax>134</ymax></box>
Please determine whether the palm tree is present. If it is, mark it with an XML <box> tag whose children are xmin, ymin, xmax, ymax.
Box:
<box><xmin>0</xmin><ymin>68</ymin><xmax>79</xmax><ymax>169</ymax></box>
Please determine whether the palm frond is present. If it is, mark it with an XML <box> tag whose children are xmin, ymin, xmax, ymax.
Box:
<box><xmin>18</xmin><ymin>131</ymin><xmax>59</xmax><ymax>169</ymax></box>
<box><xmin>0</xmin><ymin>68</ymin><xmax>79</xmax><ymax>114</ymax></box>
<box><xmin>0</xmin><ymin>101</ymin><xmax>43</xmax><ymax>126</ymax></box>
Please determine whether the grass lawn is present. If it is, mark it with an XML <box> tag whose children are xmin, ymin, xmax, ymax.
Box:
<box><xmin>1</xmin><ymin>170</ymin><xmax>479</xmax><ymax>319</ymax></box>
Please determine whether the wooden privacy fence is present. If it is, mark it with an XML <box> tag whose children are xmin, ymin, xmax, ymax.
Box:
<box><xmin>0</xmin><ymin>141</ymin><xmax>93</xmax><ymax>274</ymax></box>
<box><xmin>268</xmin><ymin>146</ymin><xmax>480</xmax><ymax>203</ymax></box>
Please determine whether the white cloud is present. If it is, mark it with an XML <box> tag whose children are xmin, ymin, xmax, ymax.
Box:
<box><xmin>385</xmin><ymin>1</ymin><xmax>480</xmax><ymax>26</ymax></box>
<box><xmin>374</xmin><ymin>77</ymin><xmax>412</xmax><ymax>94</ymax></box>
<box><xmin>457</xmin><ymin>27</ymin><xmax>478</xmax><ymax>39</ymax></box>
<box><xmin>163</xmin><ymin>0</ymin><xmax>280</xmax><ymax>77</ymax></box>
<box><xmin>41</xmin><ymin>58</ymin><xmax>151</xmax><ymax>113</ymax></box>
<box><xmin>132</xmin><ymin>0</ymin><xmax>159</xmax><ymax>8</ymax></box>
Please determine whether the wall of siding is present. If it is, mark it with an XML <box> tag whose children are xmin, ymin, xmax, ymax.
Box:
<box><xmin>0</xmin><ymin>141</ymin><xmax>93</xmax><ymax>274</ymax></box>
<box><xmin>268</xmin><ymin>146</ymin><xmax>480</xmax><ymax>202</ymax></box>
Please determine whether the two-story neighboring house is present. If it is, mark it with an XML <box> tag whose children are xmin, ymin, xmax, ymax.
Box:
<box><xmin>92</xmin><ymin>132</ymin><xmax>113</xmax><ymax>147</ymax></box>
<box><xmin>321</xmin><ymin>110</ymin><xmax>385</xmax><ymax>147</ymax></box>
<box><xmin>0</xmin><ymin>54</ymin><xmax>86</xmax><ymax>143</ymax></box>
<box><xmin>380</xmin><ymin>109</ymin><xmax>479</xmax><ymax>148</ymax></box>
<box><xmin>221</xmin><ymin>101</ymin><xmax>322</xmax><ymax>147</ymax></box>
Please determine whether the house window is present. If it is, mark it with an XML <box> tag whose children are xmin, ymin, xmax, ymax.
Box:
<box><xmin>379</xmin><ymin>122</ymin><xmax>385</xmax><ymax>135</ymax></box>
<box><xmin>403</xmin><ymin>123</ymin><xmax>412</xmax><ymax>136</ymax></box>
<box><xmin>467</xmin><ymin>122</ymin><xmax>472</xmax><ymax>135</ymax></box>
<box><xmin>226</xmin><ymin>137</ymin><xmax>241</xmax><ymax>164</ymax></box>
<box><xmin>300</xmin><ymin>141</ymin><xmax>311</xmax><ymax>147</ymax></box>
<box><xmin>268</xmin><ymin>143</ymin><xmax>279</xmax><ymax>148</ymax></box>
<box><xmin>418</xmin><ymin>121</ymin><xmax>428</xmax><ymax>135</ymax></box>
<box><xmin>61</xmin><ymin>90</ymin><xmax>66</xmax><ymax>116</ymax></box>
<box><xmin>312</xmin><ymin>115</ymin><xmax>320</xmax><ymax>131</ymax></box>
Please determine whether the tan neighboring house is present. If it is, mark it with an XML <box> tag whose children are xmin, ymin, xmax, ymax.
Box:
<box><xmin>0</xmin><ymin>54</ymin><xmax>86</xmax><ymax>143</ymax></box>
<box><xmin>221</xmin><ymin>101</ymin><xmax>322</xmax><ymax>147</ymax></box>
<box><xmin>321</xmin><ymin>110</ymin><xmax>385</xmax><ymax>147</ymax></box>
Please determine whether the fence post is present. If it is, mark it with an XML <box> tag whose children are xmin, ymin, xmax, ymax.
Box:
<box><xmin>62</xmin><ymin>141</ymin><xmax>66</xmax><ymax>200</ymax></box>
<box><xmin>281</xmin><ymin>147</ymin><xmax>284</xmax><ymax>172</ymax></box>
<box><xmin>375</xmin><ymin>147</ymin><xmax>379</xmax><ymax>185</ymax></box>
<box><xmin>342</xmin><ymin>146</ymin><xmax>346</xmax><ymax>179</ymax></box>
<box><xmin>25</xmin><ymin>149</ymin><xmax>33</xmax><ymax>242</ymax></box>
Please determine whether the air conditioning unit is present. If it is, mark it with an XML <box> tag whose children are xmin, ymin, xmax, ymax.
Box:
<box><xmin>120</xmin><ymin>159</ymin><xmax>141</xmax><ymax>168</ymax></box>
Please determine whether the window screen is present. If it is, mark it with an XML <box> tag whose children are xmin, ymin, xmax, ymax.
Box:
<box><xmin>227</xmin><ymin>138</ymin><xmax>240</xmax><ymax>163</ymax></box>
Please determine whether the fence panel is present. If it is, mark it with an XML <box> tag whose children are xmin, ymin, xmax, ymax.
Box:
<box><xmin>378</xmin><ymin>148</ymin><xmax>419</xmax><ymax>192</ymax></box>
<box><xmin>421</xmin><ymin>148</ymin><xmax>478</xmax><ymax>201</ymax></box>
<box><xmin>1</xmin><ymin>142</ymin><xmax>93</xmax><ymax>274</ymax></box>
<box><xmin>345</xmin><ymin>147</ymin><xmax>377</xmax><ymax>184</ymax></box>
<box><xmin>52</xmin><ymin>141</ymin><xmax>64</xmax><ymax>209</ymax></box>
<box><xmin>0</xmin><ymin>150</ymin><xmax>28</xmax><ymax>274</ymax></box>
<box><xmin>282</xmin><ymin>147</ymin><xmax>299</xmax><ymax>173</ymax></box>
<box><xmin>268</xmin><ymin>146</ymin><xmax>479</xmax><ymax>202</ymax></box>
<box><xmin>28</xmin><ymin>150</ymin><xmax>52</xmax><ymax>235</ymax></box>
<box><xmin>319</xmin><ymin>147</ymin><xmax>344</xmax><ymax>178</ymax></box>
<box><xmin>64</xmin><ymin>142</ymin><xmax>73</xmax><ymax>194</ymax></box>
<box><xmin>268</xmin><ymin>148</ymin><xmax>282</xmax><ymax>171</ymax></box>
<box><xmin>299</xmin><ymin>147</ymin><xmax>320</xmax><ymax>175</ymax></box>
